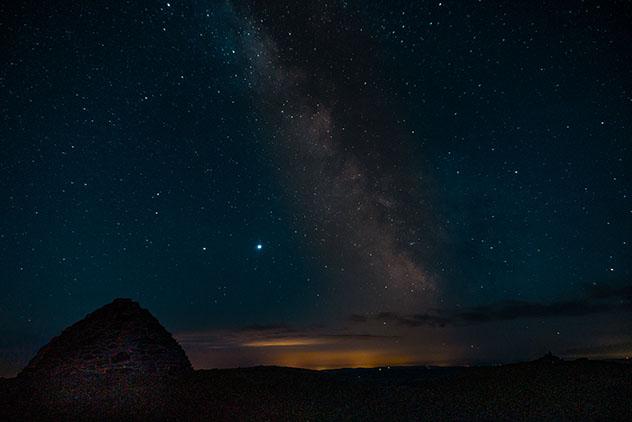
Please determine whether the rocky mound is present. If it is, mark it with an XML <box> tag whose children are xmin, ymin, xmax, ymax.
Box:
<box><xmin>20</xmin><ymin>298</ymin><xmax>191</xmax><ymax>380</ymax></box>
<box><xmin>12</xmin><ymin>298</ymin><xmax>192</xmax><ymax>418</ymax></box>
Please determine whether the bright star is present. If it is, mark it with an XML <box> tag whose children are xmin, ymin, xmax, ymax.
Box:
<box><xmin>256</xmin><ymin>243</ymin><xmax>263</xmax><ymax>250</ymax></box>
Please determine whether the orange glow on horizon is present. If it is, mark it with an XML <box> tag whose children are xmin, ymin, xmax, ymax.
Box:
<box><xmin>267</xmin><ymin>349</ymin><xmax>416</xmax><ymax>370</ymax></box>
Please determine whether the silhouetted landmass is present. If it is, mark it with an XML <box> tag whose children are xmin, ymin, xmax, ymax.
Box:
<box><xmin>1</xmin><ymin>299</ymin><xmax>630</xmax><ymax>420</ymax></box>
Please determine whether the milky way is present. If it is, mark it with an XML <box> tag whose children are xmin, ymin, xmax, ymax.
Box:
<box><xmin>229</xmin><ymin>3</ymin><xmax>440</xmax><ymax>313</ymax></box>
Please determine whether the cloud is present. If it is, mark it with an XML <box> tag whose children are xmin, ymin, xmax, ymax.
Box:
<box><xmin>242</xmin><ymin>338</ymin><xmax>329</xmax><ymax>348</ymax></box>
<box><xmin>354</xmin><ymin>283</ymin><xmax>632</xmax><ymax>327</ymax></box>
<box><xmin>564</xmin><ymin>341</ymin><xmax>632</xmax><ymax>358</ymax></box>
<box><xmin>349</xmin><ymin>314</ymin><xmax>368</xmax><ymax>323</ymax></box>
<box><xmin>372</xmin><ymin>312</ymin><xmax>451</xmax><ymax>327</ymax></box>
<box><xmin>583</xmin><ymin>283</ymin><xmax>632</xmax><ymax>300</ymax></box>
<box><xmin>176</xmin><ymin>324</ymin><xmax>399</xmax><ymax>350</ymax></box>
<box><xmin>456</xmin><ymin>300</ymin><xmax>614</xmax><ymax>323</ymax></box>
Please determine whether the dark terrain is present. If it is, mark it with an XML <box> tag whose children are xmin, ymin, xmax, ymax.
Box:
<box><xmin>3</xmin><ymin>356</ymin><xmax>632</xmax><ymax>420</ymax></box>
<box><xmin>1</xmin><ymin>299</ymin><xmax>630</xmax><ymax>421</ymax></box>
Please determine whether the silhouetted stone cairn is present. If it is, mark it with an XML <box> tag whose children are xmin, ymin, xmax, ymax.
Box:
<box><xmin>17</xmin><ymin>298</ymin><xmax>192</xmax><ymax>418</ymax></box>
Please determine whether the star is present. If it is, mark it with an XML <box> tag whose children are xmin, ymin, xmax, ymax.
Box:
<box><xmin>256</xmin><ymin>243</ymin><xmax>263</xmax><ymax>250</ymax></box>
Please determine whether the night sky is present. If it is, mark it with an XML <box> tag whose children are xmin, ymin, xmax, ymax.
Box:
<box><xmin>2</xmin><ymin>0</ymin><xmax>631</xmax><ymax>376</ymax></box>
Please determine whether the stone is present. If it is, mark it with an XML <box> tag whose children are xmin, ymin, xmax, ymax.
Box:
<box><xmin>20</xmin><ymin>298</ymin><xmax>191</xmax><ymax>380</ymax></box>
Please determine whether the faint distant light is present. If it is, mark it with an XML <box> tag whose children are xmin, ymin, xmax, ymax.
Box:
<box><xmin>256</xmin><ymin>243</ymin><xmax>263</xmax><ymax>250</ymax></box>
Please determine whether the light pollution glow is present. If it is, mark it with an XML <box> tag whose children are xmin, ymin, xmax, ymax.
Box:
<box><xmin>267</xmin><ymin>350</ymin><xmax>415</xmax><ymax>370</ymax></box>
<box><xmin>176</xmin><ymin>329</ymin><xmax>459</xmax><ymax>370</ymax></box>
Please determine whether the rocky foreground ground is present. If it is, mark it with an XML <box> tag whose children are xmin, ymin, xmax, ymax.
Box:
<box><xmin>1</xmin><ymin>358</ymin><xmax>631</xmax><ymax>421</ymax></box>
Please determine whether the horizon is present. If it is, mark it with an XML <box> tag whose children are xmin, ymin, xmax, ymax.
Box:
<box><xmin>2</xmin><ymin>1</ymin><xmax>631</xmax><ymax>380</ymax></box>
<box><xmin>1</xmin><ymin>297</ymin><xmax>630</xmax><ymax>378</ymax></box>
